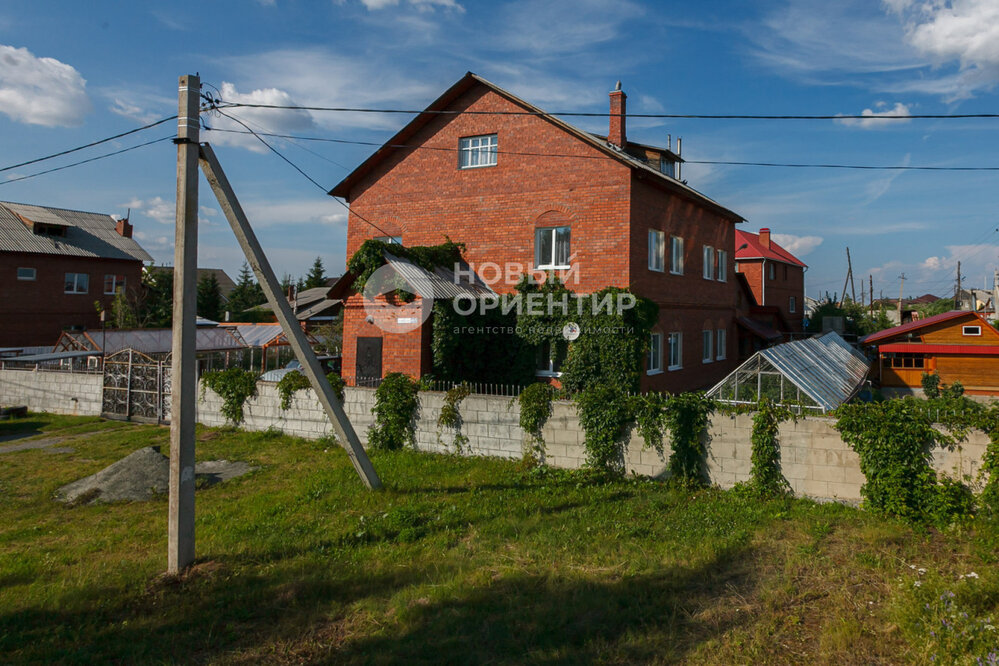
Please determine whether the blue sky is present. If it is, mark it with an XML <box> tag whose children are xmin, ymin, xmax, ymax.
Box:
<box><xmin>2</xmin><ymin>0</ymin><xmax>998</xmax><ymax>301</ymax></box>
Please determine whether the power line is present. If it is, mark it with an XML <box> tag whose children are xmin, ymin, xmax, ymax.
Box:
<box><xmin>0</xmin><ymin>135</ymin><xmax>174</xmax><ymax>186</ymax></box>
<box><xmin>214</xmin><ymin>101</ymin><xmax>999</xmax><ymax>121</ymax></box>
<box><xmin>0</xmin><ymin>115</ymin><xmax>178</xmax><ymax>174</ymax></box>
<box><xmin>209</xmin><ymin>109</ymin><xmax>401</xmax><ymax>242</ymax></box>
<box><xmin>201</xmin><ymin>126</ymin><xmax>999</xmax><ymax>172</ymax></box>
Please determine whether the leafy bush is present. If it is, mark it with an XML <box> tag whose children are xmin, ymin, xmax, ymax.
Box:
<box><xmin>575</xmin><ymin>384</ymin><xmax>631</xmax><ymax>474</ymax></box>
<box><xmin>921</xmin><ymin>372</ymin><xmax>941</xmax><ymax>398</ymax></box>
<box><xmin>631</xmin><ymin>392</ymin><xmax>670</xmax><ymax>457</ymax></box>
<box><xmin>836</xmin><ymin>399</ymin><xmax>942</xmax><ymax>522</ymax></box>
<box><xmin>943</xmin><ymin>380</ymin><xmax>965</xmax><ymax>398</ymax></box>
<box><xmin>368</xmin><ymin>373</ymin><xmax>419</xmax><ymax>450</ymax></box>
<box><xmin>276</xmin><ymin>371</ymin><xmax>312</xmax><ymax>411</ymax></box>
<box><xmin>325</xmin><ymin>372</ymin><xmax>346</xmax><ymax>403</ymax></box>
<box><xmin>201</xmin><ymin>368</ymin><xmax>259</xmax><ymax>425</ymax></box>
<box><xmin>518</xmin><ymin>383</ymin><xmax>556</xmax><ymax>460</ymax></box>
<box><xmin>437</xmin><ymin>382</ymin><xmax>471</xmax><ymax>452</ymax></box>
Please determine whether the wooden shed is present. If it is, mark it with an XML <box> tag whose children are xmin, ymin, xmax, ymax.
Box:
<box><xmin>861</xmin><ymin>310</ymin><xmax>999</xmax><ymax>396</ymax></box>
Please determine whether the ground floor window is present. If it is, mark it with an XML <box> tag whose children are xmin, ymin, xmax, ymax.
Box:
<box><xmin>883</xmin><ymin>352</ymin><xmax>925</xmax><ymax>369</ymax></box>
<box><xmin>536</xmin><ymin>340</ymin><xmax>563</xmax><ymax>377</ymax></box>
<box><xmin>668</xmin><ymin>332</ymin><xmax>682</xmax><ymax>370</ymax></box>
<box><xmin>648</xmin><ymin>332</ymin><xmax>662</xmax><ymax>373</ymax></box>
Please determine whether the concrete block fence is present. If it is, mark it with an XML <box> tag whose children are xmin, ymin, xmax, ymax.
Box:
<box><xmin>2</xmin><ymin>367</ymin><xmax>992</xmax><ymax>502</ymax></box>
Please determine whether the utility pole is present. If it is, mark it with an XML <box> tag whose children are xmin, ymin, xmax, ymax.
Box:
<box><xmin>898</xmin><ymin>274</ymin><xmax>906</xmax><ymax>322</ymax></box>
<box><xmin>955</xmin><ymin>261</ymin><xmax>962</xmax><ymax>310</ymax></box>
<box><xmin>168</xmin><ymin>74</ymin><xmax>200</xmax><ymax>574</ymax></box>
<box><xmin>869</xmin><ymin>275</ymin><xmax>874</xmax><ymax>319</ymax></box>
<box><xmin>993</xmin><ymin>268</ymin><xmax>998</xmax><ymax>319</ymax></box>
<box><xmin>839</xmin><ymin>247</ymin><xmax>855</xmax><ymax>306</ymax></box>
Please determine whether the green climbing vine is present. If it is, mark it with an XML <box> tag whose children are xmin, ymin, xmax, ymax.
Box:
<box><xmin>518</xmin><ymin>383</ymin><xmax>556</xmax><ymax>461</ymax></box>
<box><xmin>631</xmin><ymin>392</ymin><xmax>670</xmax><ymax>457</ymax></box>
<box><xmin>201</xmin><ymin>368</ymin><xmax>258</xmax><ymax>426</ymax></box>
<box><xmin>662</xmin><ymin>392</ymin><xmax>717</xmax><ymax>487</ymax></box>
<box><xmin>746</xmin><ymin>397</ymin><xmax>794</xmax><ymax>497</ymax></box>
<box><xmin>575</xmin><ymin>385</ymin><xmax>631</xmax><ymax>474</ymax></box>
<box><xmin>276</xmin><ymin>371</ymin><xmax>347</xmax><ymax>410</ymax></box>
<box><xmin>368</xmin><ymin>372</ymin><xmax>420</xmax><ymax>450</ymax></box>
<box><xmin>347</xmin><ymin>238</ymin><xmax>466</xmax><ymax>292</ymax></box>
<box><xmin>437</xmin><ymin>382</ymin><xmax>471</xmax><ymax>452</ymax></box>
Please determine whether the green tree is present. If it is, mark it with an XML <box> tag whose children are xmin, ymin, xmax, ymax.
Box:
<box><xmin>915</xmin><ymin>298</ymin><xmax>954</xmax><ymax>318</ymax></box>
<box><xmin>302</xmin><ymin>256</ymin><xmax>327</xmax><ymax>290</ymax></box>
<box><xmin>197</xmin><ymin>273</ymin><xmax>224</xmax><ymax>322</ymax></box>
<box><xmin>138</xmin><ymin>267</ymin><xmax>173</xmax><ymax>328</ymax></box>
<box><xmin>227</xmin><ymin>262</ymin><xmax>266</xmax><ymax>317</ymax></box>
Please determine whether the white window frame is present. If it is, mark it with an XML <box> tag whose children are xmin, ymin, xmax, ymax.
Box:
<box><xmin>703</xmin><ymin>246</ymin><xmax>715</xmax><ymax>280</ymax></box>
<box><xmin>963</xmin><ymin>325</ymin><xmax>982</xmax><ymax>336</ymax></box>
<box><xmin>64</xmin><ymin>272</ymin><xmax>89</xmax><ymax>294</ymax></box>
<box><xmin>458</xmin><ymin>134</ymin><xmax>498</xmax><ymax>169</ymax></box>
<box><xmin>667</xmin><ymin>332</ymin><xmax>682</xmax><ymax>371</ymax></box>
<box><xmin>716</xmin><ymin>328</ymin><xmax>727</xmax><ymax>360</ymax></box>
<box><xmin>716</xmin><ymin>249</ymin><xmax>727</xmax><ymax>282</ymax></box>
<box><xmin>373</xmin><ymin>235</ymin><xmax>403</xmax><ymax>245</ymax></box>
<box><xmin>670</xmin><ymin>236</ymin><xmax>684</xmax><ymax>275</ymax></box>
<box><xmin>104</xmin><ymin>274</ymin><xmax>126</xmax><ymax>295</ymax></box>
<box><xmin>534</xmin><ymin>226</ymin><xmax>572</xmax><ymax>270</ymax></box>
<box><xmin>648</xmin><ymin>230</ymin><xmax>665</xmax><ymax>272</ymax></box>
<box><xmin>789</xmin><ymin>296</ymin><xmax>796</xmax><ymax>313</ymax></box>
<box><xmin>702</xmin><ymin>330</ymin><xmax>713</xmax><ymax>363</ymax></box>
<box><xmin>647</xmin><ymin>332</ymin><xmax>663</xmax><ymax>374</ymax></box>
<box><xmin>17</xmin><ymin>267</ymin><xmax>36</xmax><ymax>281</ymax></box>
<box><xmin>535</xmin><ymin>339</ymin><xmax>563</xmax><ymax>378</ymax></box>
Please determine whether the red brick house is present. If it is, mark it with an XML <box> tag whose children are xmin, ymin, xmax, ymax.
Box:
<box><xmin>0</xmin><ymin>201</ymin><xmax>151</xmax><ymax>348</ymax></box>
<box><xmin>734</xmin><ymin>228</ymin><xmax>806</xmax><ymax>333</ymax></box>
<box><xmin>329</xmin><ymin>73</ymin><xmax>746</xmax><ymax>392</ymax></box>
<box><xmin>861</xmin><ymin>310</ymin><xmax>999</xmax><ymax>396</ymax></box>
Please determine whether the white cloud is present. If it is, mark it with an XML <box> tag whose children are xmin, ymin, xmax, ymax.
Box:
<box><xmin>0</xmin><ymin>44</ymin><xmax>91</xmax><ymax>126</ymax></box>
<box><xmin>109</xmin><ymin>98</ymin><xmax>159</xmax><ymax>124</ymax></box>
<box><xmin>921</xmin><ymin>255</ymin><xmax>943</xmax><ymax>271</ymax></box>
<box><xmin>494</xmin><ymin>0</ymin><xmax>642</xmax><ymax>56</ymax></box>
<box><xmin>241</xmin><ymin>198</ymin><xmax>347</xmax><ymax>228</ymax></box>
<box><xmin>887</xmin><ymin>0</ymin><xmax>999</xmax><ymax>99</ymax></box>
<box><xmin>127</xmin><ymin>196</ymin><xmax>174</xmax><ymax>225</ymax></box>
<box><xmin>836</xmin><ymin>102</ymin><xmax>912</xmax><ymax>129</ymax></box>
<box><xmin>772</xmin><ymin>233</ymin><xmax>823</xmax><ymax>256</ymax></box>
<box><xmin>202</xmin><ymin>82</ymin><xmax>316</xmax><ymax>152</ymax></box>
<box><xmin>359</xmin><ymin>0</ymin><xmax>464</xmax><ymax>11</ymax></box>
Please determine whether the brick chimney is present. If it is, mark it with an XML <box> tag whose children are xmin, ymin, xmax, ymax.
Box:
<box><xmin>758</xmin><ymin>228</ymin><xmax>771</xmax><ymax>249</ymax></box>
<box><xmin>608</xmin><ymin>81</ymin><xmax>627</xmax><ymax>148</ymax></box>
<box><xmin>115</xmin><ymin>217</ymin><xmax>133</xmax><ymax>238</ymax></box>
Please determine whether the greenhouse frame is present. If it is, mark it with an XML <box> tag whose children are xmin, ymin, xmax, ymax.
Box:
<box><xmin>707</xmin><ymin>331</ymin><xmax>870</xmax><ymax>413</ymax></box>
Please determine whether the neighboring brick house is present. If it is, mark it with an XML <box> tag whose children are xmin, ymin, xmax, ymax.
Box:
<box><xmin>329</xmin><ymin>72</ymin><xmax>746</xmax><ymax>392</ymax></box>
<box><xmin>0</xmin><ymin>201</ymin><xmax>151</xmax><ymax>347</ymax></box>
<box><xmin>734</xmin><ymin>228</ymin><xmax>806</xmax><ymax>333</ymax></box>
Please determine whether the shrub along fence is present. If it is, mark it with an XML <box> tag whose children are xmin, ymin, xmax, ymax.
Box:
<box><xmin>3</xmin><ymin>366</ymin><xmax>993</xmax><ymax>504</ymax></box>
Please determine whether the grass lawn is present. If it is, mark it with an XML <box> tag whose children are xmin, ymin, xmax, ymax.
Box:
<box><xmin>1</xmin><ymin>413</ymin><xmax>998</xmax><ymax>664</ymax></box>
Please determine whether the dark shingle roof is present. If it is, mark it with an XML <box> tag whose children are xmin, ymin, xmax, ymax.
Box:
<box><xmin>0</xmin><ymin>201</ymin><xmax>152</xmax><ymax>262</ymax></box>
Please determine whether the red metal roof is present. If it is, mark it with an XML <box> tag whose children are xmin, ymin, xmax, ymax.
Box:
<box><xmin>861</xmin><ymin>310</ymin><xmax>997</xmax><ymax>344</ymax></box>
<box><xmin>734</xmin><ymin>229</ymin><xmax>806</xmax><ymax>267</ymax></box>
<box><xmin>878</xmin><ymin>342</ymin><xmax>999</xmax><ymax>355</ymax></box>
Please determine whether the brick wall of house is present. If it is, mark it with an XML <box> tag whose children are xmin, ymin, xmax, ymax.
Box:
<box><xmin>736</xmin><ymin>260</ymin><xmax>805</xmax><ymax>332</ymax></box>
<box><xmin>341</xmin><ymin>292</ymin><xmax>433</xmax><ymax>380</ymax></box>
<box><xmin>0</xmin><ymin>252</ymin><xmax>144</xmax><ymax>347</ymax></box>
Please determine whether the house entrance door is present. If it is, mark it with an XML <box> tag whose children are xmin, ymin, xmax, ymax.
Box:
<box><xmin>356</xmin><ymin>337</ymin><xmax>382</xmax><ymax>386</ymax></box>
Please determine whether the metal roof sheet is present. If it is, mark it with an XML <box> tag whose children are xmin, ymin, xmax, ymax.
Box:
<box><xmin>861</xmin><ymin>310</ymin><xmax>997</xmax><ymax>344</ymax></box>
<box><xmin>55</xmin><ymin>327</ymin><xmax>245</xmax><ymax>354</ymax></box>
<box><xmin>384</xmin><ymin>254</ymin><xmax>496</xmax><ymax>300</ymax></box>
<box><xmin>708</xmin><ymin>331</ymin><xmax>870</xmax><ymax>412</ymax></box>
<box><xmin>734</xmin><ymin>229</ymin><xmax>807</xmax><ymax>267</ymax></box>
<box><xmin>0</xmin><ymin>201</ymin><xmax>152</xmax><ymax>261</ymax></box>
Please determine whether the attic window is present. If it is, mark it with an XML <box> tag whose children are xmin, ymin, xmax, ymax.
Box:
<box><xmin>963</xmin><ymin>325</ymin><xmax>982</xmax><ymax>336</ymax></box>
<box><xmin>659</xmin><ymin>155</ymin><xmax>675</xmax><ymax>177</ymax></box>
<box><xmin>458</xmin><ymin>134</ymin><xmax>498</xmax><ymax>169</ymax></box>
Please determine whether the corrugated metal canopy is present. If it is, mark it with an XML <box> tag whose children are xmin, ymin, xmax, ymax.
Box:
<box><xmin>0</xmin><ymin>201</ymin><xmax>152</xmax><ymax>261</ymax></box>
<box><xmin>384</xmin><ymin>253</ymin><xmax>496</xmax><ymax>299</ymax></box>
<box><xmin>708</xmin><ymin>331</ymin><xmax>870</xmax><ymax>412</ymax></box>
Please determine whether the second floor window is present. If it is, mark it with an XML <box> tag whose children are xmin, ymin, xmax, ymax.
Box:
<box><xmin>670</xmin><ymin>236</ymin><xmax>684</xmax><ymax>275</ymax></box>
<box><xmin>703</xmin><ymin>246</ymin><xmax>715</xmax><ymax>279</ymax></box>
<box><xmin>648</xmin><ymin>230</ymin><xmax>665</xmax><ymax>272</ymax></box>
<box><xmin>104</xmin><ymin>274</ymin><xmax>126</xmax><ymax>295</ymax></box>
<box><xmin>17</xmin><ymin>267</ymin><xmax>36</xmax><ymax>281</ymax></box>
<box><xmin>668</xmin><ymin>332</ymin><xmax>682</xmax><ymax>370</ymax></box>
<box><xmin>458</xmin><ymin>134</ymin><xmax>498</xmax><ymax>169</ymax></box>
<box><xmin>64</xmin><ymin>273</ymin><xmax>89</xmax><ymax>294</ymax></box>
<box><xmin>648</xmin><ymin>332</ymin><xmax>663</xmax><ymax>373</ymax></box>
<box><xmin>789</xmin><ymin>296</ymin><xmax>796</xmax><ymax>313</ymax></box>
<box><xmin>768</xmin><ymin>263</ymin><xmax>776</xmax><ymax>280</ymax></box>
<box><xmin>716</xmin><ymin>249</ymin><xmax>727</xmax><ymax>282</ymax></box>
<box><xmin>535</xmin><ymin>226</ymin><xmax>571</xmax><ymax>269</ymax></box>
<box><xmin>702</xmin><ymin>329</ymin><xmax>713</xmax><ymax>363</ymax></box>
<box><xmin>716</xmin><ymin>328</ymin><xmax>727</xmax><ymax>360</ymax></box>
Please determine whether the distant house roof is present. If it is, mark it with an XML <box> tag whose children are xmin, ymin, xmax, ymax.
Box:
<box><xmin>328</xmin><ymin>72</ymin><xmax>743</xmax><ymax>224</ymax></box>
<box><xmin>861</xmin><ymin>310</ymin><xmax>998</xmax><ymax>345</ymax></box>
<box><xmin>0</xmin><ymin>201</ymin><xmax>152</xmax><ymax>262</ymax></box>
<box><xmin>734</xmin><ymin>229</ymin><xmax>806</xmax><ymax>267</ymax></box>
<box><xmin>53</xmin><ymin>327</ymin><xmax>245</xmax><ymax>355</ymax></box>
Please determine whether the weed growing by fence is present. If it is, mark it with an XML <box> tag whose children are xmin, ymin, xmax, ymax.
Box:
<box><xmin>201</xmin><ymin>368</ymin><xmax>258</xmax><ymax>425</ymax></box>
<box><xmin>368</xmin><ymin>372</ymin><xmax>419</xmax><ymax>450</ymax></box>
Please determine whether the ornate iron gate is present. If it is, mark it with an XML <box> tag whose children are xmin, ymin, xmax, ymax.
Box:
<box><xmin>102</xmin><ymin>349</ymin><xmax>171</xmax><ymax>423</ymax></box>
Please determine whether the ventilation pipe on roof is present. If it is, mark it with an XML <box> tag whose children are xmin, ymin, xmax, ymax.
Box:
<box><xmin>676</xmin><ymin>137</ymin><xmax>682</xmax><ymax>181</ymax></box>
